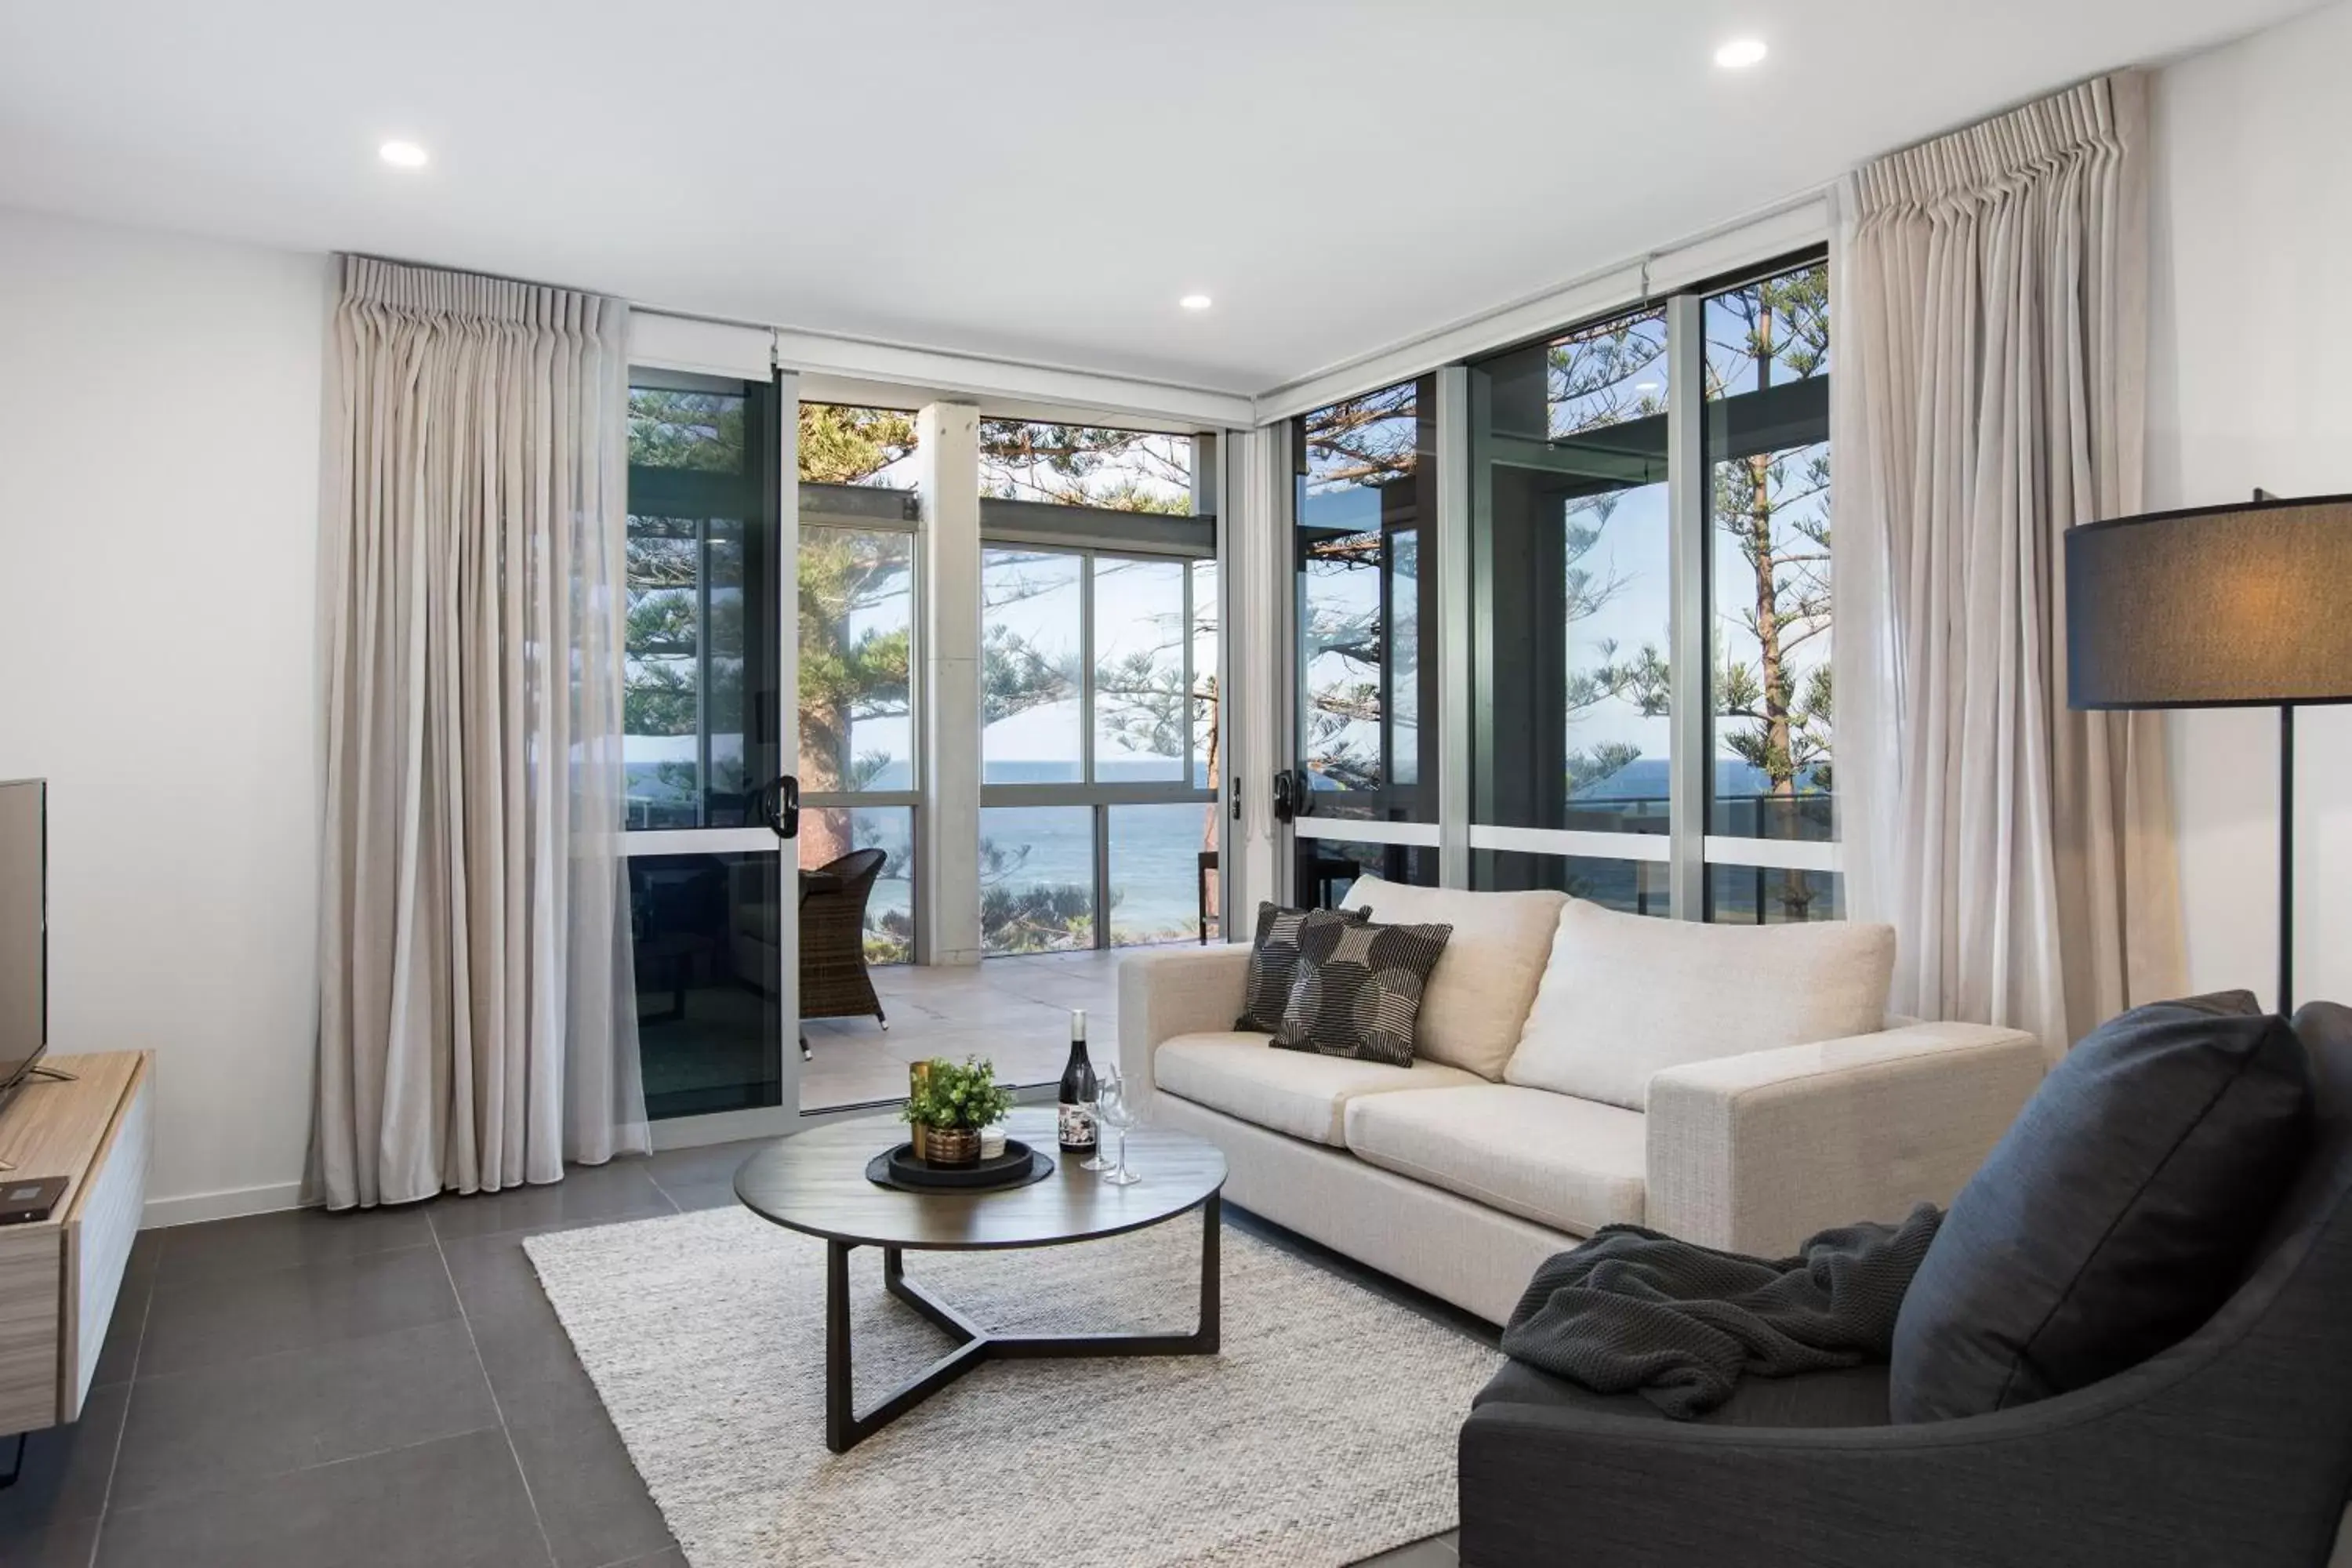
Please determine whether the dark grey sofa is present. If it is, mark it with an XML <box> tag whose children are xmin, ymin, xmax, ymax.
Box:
<box><xmin>1457</xmin><ymin>1001</ymin><xmax>2352</xmax><ymax>1568</ymax></box>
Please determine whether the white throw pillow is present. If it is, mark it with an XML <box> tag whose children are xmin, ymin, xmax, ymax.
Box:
<box><xmin>1504</xmin><ymin>900</ymin><xmax>1896</xmax><ymax>1110</ymax></box>
<box><xmin>1341</xmin><ymin>875</ymin><xmax>1567</xmax><ymax>1080</ymax></box>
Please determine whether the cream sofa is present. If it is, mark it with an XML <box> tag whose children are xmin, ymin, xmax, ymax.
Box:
<box><xmin>1118</xmin><ymin>877</ymin><xmax>2046</xmax><ymax>1326</ymax></box>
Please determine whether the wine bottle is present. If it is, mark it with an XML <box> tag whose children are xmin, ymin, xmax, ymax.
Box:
<box><xmin>1058</xmin><ymin>1011</ymin><xmax>1098</xmax><ymax>1152</ymax></box>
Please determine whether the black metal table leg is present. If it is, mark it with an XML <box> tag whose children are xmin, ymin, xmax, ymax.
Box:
<box><xmin>1198</xmin><ymin>1190</ymin><xmax>1221</xmax><ymax>1353</ymax></box>
<box><xmin>962</xmin><ymin>1193</ymin><xmax>1224</xmax><ymax>1363</ymax></box>
<box><xmin>820</xmin><ymin>1197</ymin><xmax>1226</xmax><ymax>1453</ymax></box>
<box><xmin>883</xmin><ymin>1246</ymin><xmax>984</xmax><ymax>1343</ymax></box>
<box><xmin>823</xmin><ymin>1240</ymin><xmax>854</xmax><ymax>1453</ymax></box>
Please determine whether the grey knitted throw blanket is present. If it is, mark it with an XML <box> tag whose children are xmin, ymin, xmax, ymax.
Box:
<box><xmin>1499</xmin><ymin>1203</ymin><xmax>1944</xmax><ymax>1419</ymax></box>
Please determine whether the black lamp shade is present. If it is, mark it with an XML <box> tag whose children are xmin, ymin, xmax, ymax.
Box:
<box><xmin>2067</xmin><ymin>494</ymin><xmax>2352</xmax><ymax>710</ymax></box>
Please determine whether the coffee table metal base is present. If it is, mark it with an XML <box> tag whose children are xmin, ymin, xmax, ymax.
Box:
<box><xmin>822</xmin><ymin>1192</ymin><xmax>1222</xmax><ymax>1453</ymax></box>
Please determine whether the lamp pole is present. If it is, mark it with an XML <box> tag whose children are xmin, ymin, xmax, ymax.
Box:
<box><xmin>2280</xmin><ymin>702</ymin><xmax>2295</xmax><ymax>1015</ymax></box>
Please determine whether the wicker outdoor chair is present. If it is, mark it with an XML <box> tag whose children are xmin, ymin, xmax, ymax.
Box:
<box><xmin>799</xmin><ymin>848</ymin><xmax>888</xmax><ymax>1062</ymax></box>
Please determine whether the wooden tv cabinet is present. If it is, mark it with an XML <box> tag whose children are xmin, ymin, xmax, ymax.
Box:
<box><xmin>0</xmin><ymin>1052</ymin><xmax>152</xmax><ymax>1436</ymax></box>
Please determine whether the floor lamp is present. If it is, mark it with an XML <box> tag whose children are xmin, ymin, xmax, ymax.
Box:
<box><xmin>2066</xmin><ymin>492</ymin><xmax>2352</xmax><ymax>1014</ymax></box>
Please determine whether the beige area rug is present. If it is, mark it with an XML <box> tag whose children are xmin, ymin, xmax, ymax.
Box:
<box><xmin>525</xmin><ymin>1207</ymin><xmax>1498</xmax><ymax>1567</ymax></box>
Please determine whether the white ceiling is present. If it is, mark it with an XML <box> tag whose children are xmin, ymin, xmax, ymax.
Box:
<box><xmin>0</xmin><ymin>0</ymin><xmax>2314</xmax><ymax>395</ymax></box>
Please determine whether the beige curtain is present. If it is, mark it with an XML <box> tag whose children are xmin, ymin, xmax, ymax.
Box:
<box><xmin>1833</xmin><ymin>72</ymin><xmax>2183</xmax><ymax>1054</ymax></box>
<box><xmin>314</xmin><ymin>256</ymin><xmax>647</xmax><ymax>1209</ymax></box>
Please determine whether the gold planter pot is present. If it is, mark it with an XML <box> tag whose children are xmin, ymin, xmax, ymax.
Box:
<box><xmin>922</xmin><ymin>1126</ymin><xmax>981</xmax><ymax>1166</ymax></box>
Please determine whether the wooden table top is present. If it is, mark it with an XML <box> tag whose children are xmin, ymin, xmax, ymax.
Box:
<box><xmin>733</xmin><ymin>1108</ymin><xmax>1225</xmax><ymax>1251</ymax></box>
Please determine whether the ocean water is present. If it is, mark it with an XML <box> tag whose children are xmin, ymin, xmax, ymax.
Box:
<box><xmin>979</xmin><ymin>760</ymin><xmax>1218</xmax><ymax>940</ymax></box>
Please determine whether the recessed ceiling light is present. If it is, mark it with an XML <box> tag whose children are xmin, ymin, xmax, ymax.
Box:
<box><xmin>1635</xmin><ymin>380</ymin><xmax>1662</xmax><ymax>393</ymax></box>
<box><xmin>1714</xmin><ymin>38</ymin><xmax>1768</xmax><ymax>69</ymax></box>
<box><xmin>1178</xmin><ymin>294</ymin><xmax>1213</xmax><ymax>311</ymax></box>
<box><xmin>378</xmin><ymin>140</ymin><xmax>430</xmax><ymax>169</ymax></box>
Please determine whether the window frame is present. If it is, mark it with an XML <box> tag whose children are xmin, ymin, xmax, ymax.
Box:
<box><xmin>1282</xmin><ymin>248</ymin><xmax>1838</xmax><ymax>921</ymax></box>
<box><xmin>977</xmin><ymin>492</ymin><xmax>1221</xmax><ymax>955</ymax></box>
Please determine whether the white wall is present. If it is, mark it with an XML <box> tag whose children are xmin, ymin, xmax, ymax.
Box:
<box><xmin>0</xmin><ymin>207</ymin><xmax>330</xmax><ymax>1221</ymax></box>
<box><xmin>2147</xmin><ymin>0</ymin><xmax>2352</xmax><ymax>1011</ymax></box>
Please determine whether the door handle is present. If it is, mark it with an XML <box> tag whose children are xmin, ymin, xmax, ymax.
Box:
<box><xmin>1271</xmin><ymin>769</ymin><xmax>1298</xmax><ymax>824</ymax></box>
<box><xmin>757</xmin><ymin>775</ymin><xmax>800</xmax><ymax>840</ymax></box>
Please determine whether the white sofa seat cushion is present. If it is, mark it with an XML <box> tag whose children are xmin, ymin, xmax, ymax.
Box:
<box><xmin>1506</xmin><ymin>900</ymin><xmax>1896</xmax><ymax>1111</ymax></box>
<box><xmin>1153</xmin><ymin>1032</ymin><xmax>1483</xmax><ymax>1146</ymax></box>
<box><xmin>1343</xmin><ymin>874</ymin><xmax>1568</xmax><ymax>1080</ymax></box>
<box><xmin>1343</xmin><ymin>1085</ymin><xmax>1646</xmax><ymax>1236</ymax></box>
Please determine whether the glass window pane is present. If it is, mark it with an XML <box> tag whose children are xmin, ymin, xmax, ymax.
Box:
<box><xmin>1294</xmin><ymin>838</ymin><xmax>1438</xmax><ymax>909</ymax></box>
<box><xmin>1294</xmin><ymin>377</ymin><xmax>1436</xmax><ymax>822</ymax></box>
<box><xmin>629</xmin><ymin>852</ymin><xmax>782</xmax><ymax>1119</ymax></box>
<box><xmin>799</xmin><ymin>528</ymin><xmax>913</xmax><ymax>794</ymax></box>
<box><xmin>1190</xmin><ymin>558</ymin><xmax>1220</xmax><ymax>790</ymax></box>
<box><xmin>1705</xmin><ymin>263</ymin><xmax>1832</xmax><ymax>842</ymax></box>
<box><xmin>799</xmin><ymin>805</ymin><xmax>913</xmax><ymax>965</ymax></box>
<box><xmin>978</xmin><ymin>420</ymin><xmax>1192</xmax><ymax>512</ymax></box>
<box><xmin>1471</xmin><ymin>310</ymin><xmax>1672</xmax><ymax>835</ymax></box>
<box><xmin>980</xmin><ymin>805</ymin><xmax>1094</xmax><ymax>954</ymax></box>
<box><xmin>1706</xmin><ymin>865</ymin><xmax>1845</xmax><ymax>924</ymax></box>
<box><xmin>625</xmin><ymin>380</ymin><xmax>776</xmax><ymax>831</ymax></box>
<box><xmin>799</xmin><ymin>403</ymin><xmax>919</xmax><ymax>488</ymax></box>
<box><xmin>982</xmin><ymin>550</ymin><xmax>1083</xmax><ymax>784</ymax></box>
<box><xmin>1106</xmin><ymin>802</ymin><xmax>1218</xmax><ymax>947</ymax></box>
<box><xmin>630</xmin><ymin>389</ymin><xmax>748</xmax><ymax>472</ymax></box>
<box><xmin>1091</xmin><ymin>557</ymin><xmax>1187</xmax><ymax>783</ymax></box>
<box><xmin>1471</xmin><ymin>848</ymin><xmax>1671</xmax><ymax>917</ymax></box>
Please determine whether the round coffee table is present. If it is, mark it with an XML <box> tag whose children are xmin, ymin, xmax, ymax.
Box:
<box><xmin>735</xmin><ymin>1106</ymin><xmax>1227</xmax><ymax>1452</ymax></box>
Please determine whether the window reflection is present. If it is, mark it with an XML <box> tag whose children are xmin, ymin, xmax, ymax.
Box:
<box><xmin>624</xmin><ymin>382</ymin><xmax>777</xmax><ymax>830</ymax></box>
<box><xmin>1472</xmin><ymin>310</ymin><xmax>1672</xmax><ymax>836</ymax></box>
<box><xmin>1294</xmin><ymin>377</ymin><xmax>1437</xmax><ymax>822</ymax></box>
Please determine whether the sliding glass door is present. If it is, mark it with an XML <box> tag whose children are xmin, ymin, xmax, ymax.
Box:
<box><xmin>1465</xmin><ymin>307</ymin><xmax>1675</xmax><ymax>912</ymax></box>
<box><xmin>620</xmin><ymin>369</ymin><xmax>799</xmax><ymax>1133</ymax></box>
<box><xmin>1279</xmin><ymin>377</ymin><xmax>1442</xmax><ymax>902</ymax></box>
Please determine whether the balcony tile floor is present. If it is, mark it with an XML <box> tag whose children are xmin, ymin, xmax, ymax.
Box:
<box><xmin>801</xmin><ymin>947</ymin><xmax>1134</xmax><ymax>1113</ymax></box>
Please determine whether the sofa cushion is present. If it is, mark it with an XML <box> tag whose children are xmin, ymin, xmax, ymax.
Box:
<box><xmin>1236</xmin><ymin>901</ymin><xmax>1367</xmax><ymax>1033</ymax></box>
<box><xmin>1504</xmin><ymin>901</ymin><xmax>1895</xmax><ymax>1111</ymax></box>
<box><xmin>1273</xmin><ymin>909</ymin><xmax>1454</xmax><ymax>1067</ymax></box>
<box><xmin>1154</xmin><ymin>1032</ymin><xmax>1483</xmax><ymax>1146</ymax></box>
<box><xmin>1889</xmin><ymin>991</ymin><xmax>2314</xmax><ymax>1424</ymax></box>
<box><xmin>1345</xmin><ymin>875</ymin><xmax>1568</xmax><ymax>1080</ymax></box>
<box><xmin>1342</xmin><ymin>1084</ymin><xmax>1646</xmax><ymax>1236</ymax></box>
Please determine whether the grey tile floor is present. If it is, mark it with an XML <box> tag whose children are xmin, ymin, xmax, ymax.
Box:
<box><xmin>0</xmin><ymin>1142</ymin><xmax>1479</xmax><ymax>1568</ymax></box>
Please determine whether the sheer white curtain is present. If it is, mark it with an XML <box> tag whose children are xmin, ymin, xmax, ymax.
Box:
<box><xmin>1833</xmin><ymin>72</ymin><xmax>2184</xmax><ymax>1054</ymax></box>
<box><xmin>314</xmin><ymin>257</ymin><xmax>648</xmax><ymax>1209</ymax></box>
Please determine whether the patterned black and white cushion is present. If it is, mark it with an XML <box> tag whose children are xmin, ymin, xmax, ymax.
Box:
<box><xmin>1236</xmin><ymin>901</ymin><xmax>1368</xmax><ymax>1033</ymax></box>
<box><xmin>1272</xmin><ymin>910</ymin><xmax>1454</xmax><ymax>1068</ymax></box>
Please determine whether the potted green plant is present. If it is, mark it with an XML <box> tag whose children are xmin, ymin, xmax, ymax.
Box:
<box><xmin>901</xmin><ymin>1055</ymin><xmax>1015</xmax><ymax>1166</ymax></box>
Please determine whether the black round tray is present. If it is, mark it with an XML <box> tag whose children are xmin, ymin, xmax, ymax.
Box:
<box><xmin>866</xmin><ymin>1138</ymin><xmax>1056</xmax><ymax>1193</ymax></box>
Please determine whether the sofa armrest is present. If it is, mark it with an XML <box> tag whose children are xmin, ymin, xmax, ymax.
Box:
<box><xmin>1116</xmin><ymin>944</ymin><xmax>1252</xmax><ymax>1105</ymax></box>
<box><xmin>1457</xmin><ymin>1370</ymin><xmax>2321</xmax><ymax>1568</ymax></box>
<box><xmin>1644</xmin><ymin>1022</ymin><xmax>2044</xmax><ymax>1256</ymax></box>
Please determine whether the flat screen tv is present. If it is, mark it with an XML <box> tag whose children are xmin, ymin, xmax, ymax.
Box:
<box><xmin>0</xmin><ymin>779</ymin><xmax>45</xmax><ymax>1107</ymax></box>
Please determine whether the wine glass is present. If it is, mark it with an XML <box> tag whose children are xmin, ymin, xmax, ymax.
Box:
<box><xmin>1079</xmin><ymin>1068</ymin><xmax>1112</xmax><ymax>1171</ymax></box>
<box><xmin>1094</xmin><ymin>1067</ymin><xmax>1142</xmax><ymax>1186</ymax></box>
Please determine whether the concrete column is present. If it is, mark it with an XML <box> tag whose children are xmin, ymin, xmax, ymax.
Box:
<box><xmin>917</xmin><ymin>401</ymin><xmax>984</xmax><ymax>965</ymax></box>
